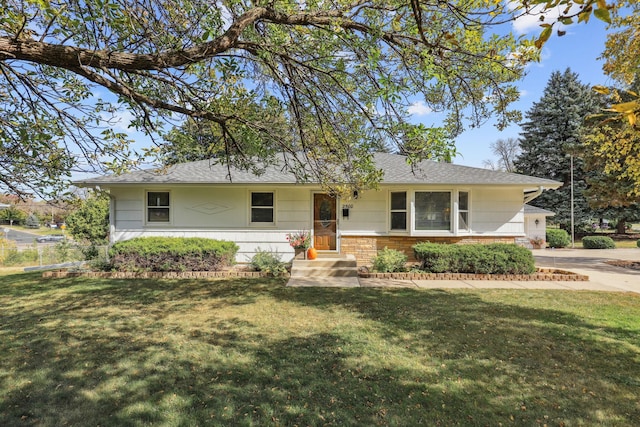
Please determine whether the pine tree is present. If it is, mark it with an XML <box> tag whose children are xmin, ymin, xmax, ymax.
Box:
<box><xmin>514</xmin><ymin>69</ymin><xmax>603</xmax><ymax>230</ymax></box>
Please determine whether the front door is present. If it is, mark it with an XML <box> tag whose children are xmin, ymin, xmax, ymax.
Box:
<box><xmin>313</xmin><ymin>193</ymin><xmax>337</xmax><ymax>251</ymax></box>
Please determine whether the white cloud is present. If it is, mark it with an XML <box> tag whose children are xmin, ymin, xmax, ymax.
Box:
<box><xmin>510</xmin><ymin>2</ymin><xmax>580</xmax><ymax>35</ymax></box>
<box><xmin>407</xmin><ymin>101</ymin><xmax>432</xmax><ymax>116</ymax></box>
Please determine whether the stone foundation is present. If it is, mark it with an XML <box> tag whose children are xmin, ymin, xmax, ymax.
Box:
<box><xmin>340</xmin><ymin>235</ymin><xmax>518</xmax><ymax>265</ymax></box>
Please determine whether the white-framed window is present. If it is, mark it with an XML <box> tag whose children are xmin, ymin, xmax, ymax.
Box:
<box><xmin>390</xmin><ymin>191</ymin><xmax>407</xmax><ymax>231</ymax></box>
<box><xmin>147</xmin><ymin>191</ymin><xmax>170</xmax><ymax>223</ymax></box>
<box><xmin>250</xmin><ymin>191</ymin><xmax>274</xmax><ymax>224</ymax></box>
<box><xmin>414</xmin><ymin>191</ymin><xmax>451</xmax><ymax>231</ymax></box>
<box><xmin>458</xmin><ymin>191</ymin><xmax>470</xmax><ymax>231</ymax></box>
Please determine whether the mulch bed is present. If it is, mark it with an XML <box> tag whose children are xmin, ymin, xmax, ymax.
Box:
<box><xmin>605</xmin><ymin>260</ymin><xmax>640</xmax><ymax>271</ymax></box>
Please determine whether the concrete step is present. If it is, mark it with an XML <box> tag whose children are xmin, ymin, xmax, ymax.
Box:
<box><xmin>291</xmin><ymin>254</ymin><xmax>358</xmax><ymax>278</ymax></box>
<box><xmin>291</xmin><ymin>267</ymin><xmax>359</xmax><ymax>278</ymax></box>
<box><xmin>294</xmin><ymin>259</ymin><xmax>357</xmax><ymax>268</ymax></box>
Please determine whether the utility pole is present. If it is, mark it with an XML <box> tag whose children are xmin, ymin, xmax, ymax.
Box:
<box><xmin>570</xmin><ymin>155</ymin><xmax>575</xmax><ymax>248</ymax></box>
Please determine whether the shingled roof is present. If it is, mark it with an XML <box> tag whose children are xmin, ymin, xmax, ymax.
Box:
<box><xmin>75</xmin><ymin>152</ymin><xmax>561</xmax><ymax>188</ymax></box>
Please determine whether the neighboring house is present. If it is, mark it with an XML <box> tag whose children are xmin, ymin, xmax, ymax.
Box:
<box><xmin>524</xmin><ymin>204</ymin><xmax>555</xmax><ymax>246</ymax></box>
<box><xmin>75</xmin><ymin>153</ymin><xmax>561</xmax><ymax>264</ymax></box>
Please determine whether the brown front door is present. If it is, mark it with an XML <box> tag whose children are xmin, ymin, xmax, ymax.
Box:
<box><xmin>313</xmin><ymin>193</ymin><xmax>337</xmax><ymax>251</ymax></box>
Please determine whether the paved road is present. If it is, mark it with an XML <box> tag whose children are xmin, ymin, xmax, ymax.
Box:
<box><xmin>2</xmin><ymin>228</ymin><xmax>40</xmax><ymax>245</ymax></box>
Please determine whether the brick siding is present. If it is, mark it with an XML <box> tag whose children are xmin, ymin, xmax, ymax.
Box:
<box><xmin>340</xmin><ymin>235</ymin><xmax>517</xmax><ymax>265</ymax></box>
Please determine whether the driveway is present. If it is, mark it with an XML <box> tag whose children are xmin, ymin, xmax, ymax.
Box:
<box><xmin>356</xmin><ymin>248</ymin><xmax>640</xmax><ymax>293</ymax></box>
<box><xmin>531</xmin><ymin>248</ymin><xmax>640</xmax><ymax>294</ymax></box>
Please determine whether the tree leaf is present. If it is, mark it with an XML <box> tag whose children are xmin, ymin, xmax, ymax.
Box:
<box><xmin>605</xmin><ymin>101</ymin><xmax>639</xmax><ymax>114</ymax></box>
<box><xmin>592</xmin><ymin>85</ymin><xmax>610</xmax><ymax>95</ymax></box>
<box><xmin>535</xmin><ymin>26</ymin><xmax>553</xmax><ymax>49</ymax></box>
<box><xmin>593</xmin><ymin>7</ymin><xmax>611</xmax><ymax>24</ymax></box>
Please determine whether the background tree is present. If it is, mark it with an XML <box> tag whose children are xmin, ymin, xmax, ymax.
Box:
<box><xmin>65</xmin><ymin>192</ymin><xmax>110</xmax><ymax>244</ymax></box>
<box><xmin>514</xmin><ymin>69</ymin><xmax>604</xmax><ymax>231</ymax></box>
<box><xmin>482</xmin><ymin>138</ymin><xmax>520</xmax><ymax>172</ymax></box>
<box><xmin>597</xmin><ymin>1</ymin><xmax>640</xmax><ymax>127</ymax></box>
<box><xmin>586</xmin><ymin>74</ymin><xmax>640</xmax><ymax>200</ymax></box>
<box><xmin>24</xmin><ymin>214</ymin><xmax>40</xmax><ymax>229</ymax></box>
<box><xmin>0</xmin><ymin>206</ymin><xmax>27</xmax><ymax>226</ymax></box>
<box><xmin>581</xmin><ymin>76</ymin><xmax>640</xmax><ymax>232</ymax></box>
<box><xmin>0</xmin><ymin>0</ymin><xmax>619</xmax><ymax>198</ymax></box>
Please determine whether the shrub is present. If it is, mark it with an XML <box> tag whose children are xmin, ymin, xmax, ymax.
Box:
<box><xmin>582</xmin><ymin>236</ymin><xmax>616</xmax><ymax>249</ymax></box>
<box><xmin>372</xmin><ymin>247</ymin><xmax>407</xmax><ymax>272</ymax></box>
<box><xmin>251</xmin><ymin>248</ymin><xmax>288</xmax><ymax>277</ymax></box>
<box><xmin>25</xmin><ymin>214</ymin><xmax>40</xmax><ymax>229</ymax></box>
<box><xmin>108</xmin><ymin>237</ymin><xmax>239</xmax><ymax>272</ymax></box>
<box><xmin>2</xmin><ymin>248</ymin><xmax>39</xmax><ymax>266</ymax></box>
<box><xmin>412</xmin><ymin>242</ymin><xmax>535</xmax><ymax>275</ymax></box>
<box><xmin>546</xmin><ymin>229</ymin><xmax>570</xmax><ymax>248</ymax></box>
<box><xmin>637</xmin><ymin>239</ymin><xmax>640</xmax><ymax>248</ymax></box>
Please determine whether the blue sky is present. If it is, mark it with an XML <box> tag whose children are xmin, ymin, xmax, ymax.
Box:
<box><xmin>431</xmin><ymin>14</ymin><xmax>613</xmax><ymax>168</ymax></box>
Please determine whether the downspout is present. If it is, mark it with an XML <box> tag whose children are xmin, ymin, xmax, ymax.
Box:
<box><xmin>524</xmin><ymin>186</ymin><xmax>544</xmax><ymax>204</ymax></box>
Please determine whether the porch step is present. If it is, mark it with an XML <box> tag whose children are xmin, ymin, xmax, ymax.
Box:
<box><xmin>291</xmin><ymin>254</ymin><xmax>358</xmax><ymax>278</ymax></box>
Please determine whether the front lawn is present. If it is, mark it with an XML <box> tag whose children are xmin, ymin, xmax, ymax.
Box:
<box><xmin>1</xmin><ymin>273</ymin><xmax>639</xmax><ymax>426</ymax></box>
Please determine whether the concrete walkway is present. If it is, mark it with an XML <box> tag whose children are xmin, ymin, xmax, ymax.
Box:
<box><xmin>289</xmin><ymin>248</ymin><xmax>640</xmax><ymax>293</ymax></box>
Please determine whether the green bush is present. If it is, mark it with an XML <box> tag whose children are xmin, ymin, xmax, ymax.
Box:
<box><xmin>546</xmin><ymin>229</ymin><xmax>570</xmax><ymax>248</ymax></box>
<box><xmin>581</xmin><ymin>236</ymin><xmax>616</xmax><ymax>249</ymax></box>
<box><xmin>25</xmin><ymin>214</ymin><xmax>40</xmax><ymax>229</ymax></box>
<box><xmin>2</xmin><ymin>248</ymin><xmax>38</xmax><ymax>266</ymax></box>
<box><xmin>412</xmin><ymin>242</ymin><xmax>536</xmax><ymax>275</ymax></box>
<box><xmin>251</xmin><ymin>248</ymin><xmax>288</xmax><ymax>277</ymax></box>
<box><xmin>372</xmin><ymin>247</ymin><xmax>407</xmax><ymax>272</ymax></box>
<box><xmin>108</xmin><ymin>237</ymin><xmax>239</xmax><ymax>272</ymax></box>
<box><xmin>637</xmin><ymin>239</ymin><xmax>640</xmax><ymax>248</ymax></box>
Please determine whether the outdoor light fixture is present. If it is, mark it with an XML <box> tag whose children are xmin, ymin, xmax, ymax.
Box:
<box><xmin>535</xmin><ymin>219</ymin><xmax>540</xmax><ymax>226</ymax></box>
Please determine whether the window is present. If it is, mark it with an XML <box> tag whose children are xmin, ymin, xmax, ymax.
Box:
<box><xmin>251</xmin><ymin>192</ymin><xmax>274</xmax><ymax>223</ymax></box>
<box><xmin>415</xmin><ymin>191</ymin><xmax>451</xmax><ymax>231</ymax></box>
<box><xmin>147</xmin><ymin>191</ymin><xmax>170</xmax><ymax>223</ymax></box>
<box><xmin>390</xmin><ymin>191</ymin><xmax>407</xmax><ymax>230</ymax></box>
<box><xmin>458</xmin><ymin>191</ymin><xmax>469</xmax><ymax>231</ymax></box>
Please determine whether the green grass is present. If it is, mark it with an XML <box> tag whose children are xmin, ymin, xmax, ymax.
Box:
<box><xmin>1</xmin><ymin>273</ymin><xmax>639</xmax><ymax>426</ymax></box>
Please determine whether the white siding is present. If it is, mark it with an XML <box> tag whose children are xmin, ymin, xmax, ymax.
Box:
<box><xmin>108</xmin><ymin>184</ymin><xmax>530</xmax><ymax>262</ymax></box>
<box><xmin>111</xmin><ymin>188</ymin><xmax>144</xmax><ymax>231</ymax></box>
<box><xmin>339</xmin><ymin>190</ymin><xmax>387</xmax><ymax>235</ymax></box>
<box><xmin>525</xmin><ymin>215</ymin><xmax>547</xmax><ymax>241</ymax></box>
<box><xmin>471</xmin><ymin>188</ymin><xmax>525</xmax><ymax>235</ymax></box>
<box><xmin>110</xmin><ymin>185</ymin><xmax>314</xmax><ymax>262</ymax></box>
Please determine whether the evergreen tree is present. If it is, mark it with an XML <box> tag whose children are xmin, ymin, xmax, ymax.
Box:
<box><xmin>25</xmin><ymin>214</ymin><xmax>40</xmax><ymax>229</ymax></box>
<box><xmin>514</xmin><ymin>69</ymin><xmax>603</xmax><ymax>230</ymax></box>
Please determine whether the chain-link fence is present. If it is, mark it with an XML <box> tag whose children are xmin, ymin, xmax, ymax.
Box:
<box><xmin>0</xmin><ymin>240</ymin><xmax>109</xmax><ymax>268</ymax></box>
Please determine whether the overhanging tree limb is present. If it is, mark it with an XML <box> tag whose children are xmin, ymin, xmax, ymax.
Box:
<box><xmin>0</xmin><ymin>0</ymin><xmax>624</xmax><ymax>198</ymax></box>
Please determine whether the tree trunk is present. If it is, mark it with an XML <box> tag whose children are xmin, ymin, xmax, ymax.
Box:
<box><xmin>616</xmin><ymin>219</ymin><xmax>627</xmax><ymax>234</ymax></box>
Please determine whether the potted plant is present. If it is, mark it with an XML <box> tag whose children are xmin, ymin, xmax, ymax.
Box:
<box><xmin>286</xmin><ymin>230</ymin><xmax>311</xmax><ymax>259</ymax></box>
<box><xmin>530</xmin><ymin>236</ymin><xmax>545</xmax><ymax>249</ymax></box>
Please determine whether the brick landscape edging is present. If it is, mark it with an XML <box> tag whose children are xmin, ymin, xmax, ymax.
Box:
<box><xmin>41</xmin><ymin>270</ymin><xmax>276</xmax><ymax>279</ymax></box>
<box><xmin>358</xmin><ymin>268</ymin><xmax>589</xmax><ymax>281</ymax></box>
<box><xmin>43</xmin><ymin>267</ymin><xmax>588</xmax><ymax>281</ymax></box>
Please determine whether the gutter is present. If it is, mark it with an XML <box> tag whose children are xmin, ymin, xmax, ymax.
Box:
<box><xmin>524</xmin><ymin>186</ymin><xmax>545</xmax><ymax>204</ymax></box>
